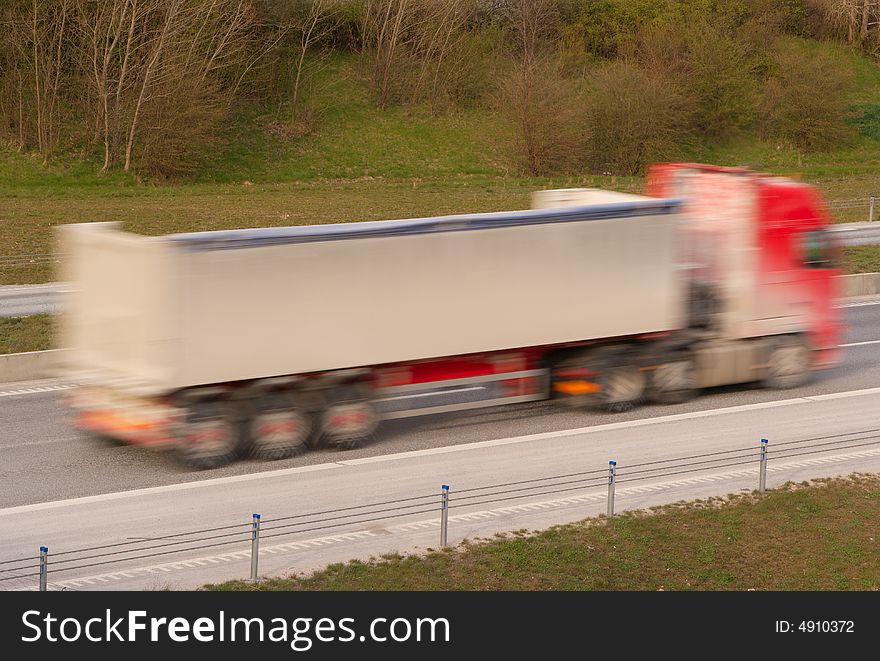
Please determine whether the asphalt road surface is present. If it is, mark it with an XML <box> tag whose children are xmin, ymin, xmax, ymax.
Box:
<box><xmin>0</xmin><ymin>283</ymin><xmax>64</xmax><ymax>317</ymax></box>
<box><xmin>1</xmin><ymin>299</ymin><xmax>879</xmax><ymax>590</ymax></box>
<box><xmin>827</xmin><ymin>220</ymin><xmax>880</xmax><ymax>246</ymax></box>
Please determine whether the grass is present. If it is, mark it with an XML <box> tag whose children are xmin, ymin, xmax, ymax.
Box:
<box><xmin>205</xmin><ymin>475</ymin><xmax>880</xmax><ymax>591</ymax></box>
<box><xmin>0</xmin><ymin>314</ymin><xmax>53</xmax><ymax>354</ymax></box>
<box><xmin>844</xmin><ymin>246</ymin><xmax>880</xmax><ymax>273</ymax></box>
<box><xmin>201</xmin><ymin>54</ymin><xmax>508</xmax><ymax>183</ymax></box>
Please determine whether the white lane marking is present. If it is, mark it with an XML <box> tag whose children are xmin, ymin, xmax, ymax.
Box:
<box><xmin>803</xmin><ymin>387</ymin><xmax>880</xmax><ymax>402</ymax></box>
<box><xmin>16</xmin><ymin>531</ymin><xmax>381</xmax><ymax>590</ymax></box>
<box><xmin>0</xmin><ymin>436</ymin><xmax>82</xmax><ymax>450</ymax></box>
<box><xmin>839</xmin><ymin>299</ymin><xmax>880</xmax><ymax>308</ymax></box>
<box><xmin>0</xmin><ymin>383</ymin><xmax>77</xmax><ymax>398</ymax></box>
<box><xmin>0</xmin><ymin>284</ymin><xmax>62</xmax><ymax>292</ymax></box>
<box><xmin>7</xmin><ymin>384</ymin><xmax>880</xmax><ymax>518</ymax></box>
<box><xmin>840</xmin><ymin>340</ymin><xmax>880</xmax><ymax>347</ymax></box>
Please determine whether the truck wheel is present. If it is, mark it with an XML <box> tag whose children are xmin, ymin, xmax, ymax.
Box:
<box><xmin>600</xmin><ymin>365</ymin><xmax>646</xmax><ymax>413</ymax></box>
<box><xmin>648</xmin><ymin>357</ymin><xmax>698</xmax><ymax>405</ymax></box>
<box><xmin>320</xmin><ymin>401</ymin><xmax>379</xmax><ymax>450</ymax></box>
<box><xmin>247</xmin><ymin>408</ymin><xmax>311</xmax><ymax>460</ymax></box>
<box><xmin>176</xmin><ymin>417</ymin><xmax>238</xmax><ymax>470</ymax></box>
<box><xmin>551</xmin><ymin>348</ymin><xmax>645</xmax><ymax>413</ymax></box>
<box><xmin>763</xmin><ymin>337</ymin><xmax>812</xmax><ymax>389</ymax></box>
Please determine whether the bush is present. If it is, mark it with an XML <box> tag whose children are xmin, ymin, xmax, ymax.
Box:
<box><xmin>584</xmin><ymin>61</ymin><xmax>694</xmax><ymax>176</ymax></box>
<box><xmin>135</xmin><ymin>79</ymin><xmax>227</xmax><ymax>178</ymax></box>
<box><xmin>682</xmin><ymin>22</ymin><xmax>760</xmax><ymax>138</ymax></box>
<box><xmin>438</xmin><ymin>24</ymin><xmax>507</xmax><ymax>108</ymax></box>
<box><xmin>850</xmin><ymin>103</ymin><xmax>880</xmax><ymax>140</ymax></box>
<box><xmin>626</xmin><ymin>18</ymin><xmax>761</xmax><ymax>140</ymax></box>
<box><xmin>495</xmin><ymin>58</ymin><xmax>588</xmax><ymax>176</ymax></box>
<box><xmin>559</xmin><ymin>0</ymin><xmax>669</xmax><ymax>59</ymax></box>
<box><xmin>759</xmin><ymin>39</ymin><xmax>854</xmax><ymax>151</ymax></box>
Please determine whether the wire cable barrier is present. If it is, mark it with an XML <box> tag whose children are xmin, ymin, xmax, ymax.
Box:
<box><xmin>2</xmin><ymin>426</ymin><xmax>878</xmax><ymax>589</ymax></box>
<box><xmin>0</xmin><ymin>254</ymin><xmax>62</xmax><ymax>266</ymax></box>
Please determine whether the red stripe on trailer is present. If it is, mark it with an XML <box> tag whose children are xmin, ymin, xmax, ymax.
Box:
<box><xmin>374</xmin><ymin>348</ymin><xmax>546</xmax><ymax>388</ymax></box>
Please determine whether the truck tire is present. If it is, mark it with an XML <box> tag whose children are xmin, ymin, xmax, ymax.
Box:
<box><xmin>246</xmin><ymin>408</ymin><xmax>311</xmax><ymax>460</ymax></box>
<box><xmin>601</xmin><ymin>365</ymin><xmax>647</xmax><ymax>412</ymax></box>
<box><xmin>647</xmin><ymin>356</ymin><xmax>698</xmax><ymax>405</ymax></box>
<box><xmin>176</xmin><ymin>417</ymin><xmax>239</xmax><ymax>470</ymax></box>
<box><xmin>763</xmin><ymin>336</ymin><xmax>812</xmax><ymax>390</ymax></box>
<box><xmin>320</xmin><ymin>401</ymin><xmax>379</xmax><ymax>450</ymax></box>
<box><xmin>551</xmin><ymin>347</ymin><xmax>646</xmax><ymax>413</ymax></box>
<box><xmin>311</xmin><ymin>384</ymin><xmax>379</xmax><ymax>450</ymax></box>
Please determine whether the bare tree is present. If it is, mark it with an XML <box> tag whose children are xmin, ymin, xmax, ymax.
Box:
<box><xmin>501</xmin><ymin>0</ymin><xmax>557</xmax><ymax>66</ymax></box>
<box><xmin>74</xmin><ymin>0</ymin><xmax>262</xmax><ymax>173</ymax></box>
<box><xmin>362</xmin><ymin>0</ymin><xmax>413</xmax><ymax>108</ymax></box>
<box><xmin>820</xmin><ymin>0</ymin><xmax>880</xmax><ymax>43</ymax></box>
<box><xmin>289</xmin><ymin>0</ymin><xmax>340</xmax><ymax>117</ymax></box>
<box><xmin>6</xmin><ymin>0</ymin><xmax>73</xmax><ymax>158</ymax></box>
<box><xmin>76</xmin><ymin>0</ymin><xmax>138</xmax><ymax>171</ymax></box>
<box><xmin>496</xmin><ymin>57</ymin><xmax>586</xmax><ymax>175</ymax></box>
<box><xmin>124</xmin><ymin>0</ymin><xmax>180</xmax><ymax>172</ymax></box>
<box><xmin>408</xmin><ymin>0</ymin><xmax>474</xmax><ymax>110</ymax></box>
<box><xmin>360</xmin><ymin>0</ymin><xmax>483</xmax><ymax>110</ymax></box>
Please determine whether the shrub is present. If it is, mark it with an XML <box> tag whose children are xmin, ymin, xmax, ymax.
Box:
<box><xmin>584</xmin><ymin>61</ymin><xmax>694</xmax><ymax>176</ymax></box>
<box><xmin>850</xmin><ymin>103</ymin><xmax>880</xmax><ymax>140</ymax></box>
<box><xmin>495</xmin><ymin>58</ymin><xmax>588</xmax><ymax>176</ymax></box>
<box><xmin>626</xmin><ymin>18</ymin><xmax>761</xmax><ymax>140</ymax></box>
<box><xmin>759</xmin><ymin>39</ymin><xmax>854</xmax><ymax>151</ymax></box>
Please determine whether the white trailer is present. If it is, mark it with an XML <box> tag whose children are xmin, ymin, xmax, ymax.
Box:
<box><xmin>59</xmin><ymin>198</ymin><xmax>683</xmax><ymax>396</ymax></box>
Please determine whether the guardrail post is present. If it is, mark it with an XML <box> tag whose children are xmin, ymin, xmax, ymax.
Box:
<box><xmin>759</xmin><ymin>439</ymin><xmax>768</xmax><ymax>493</ymax></box>
<box><xmin>440</xmin><ymin>485</ymin><xmax>450</xmax><ymax>548</ymax></box>
<box><xmin>39</xmin><ymin>546</ymin><xmax>48</xmax><ymax>592</ymax></box>
<box><xmin>250</xmin><ymin>514</ymin><xmax>261</xmax><ymax>582</ymax></box>
<box><xmin>606</xmin><ymin>461</ymin><xmax>617</xmax><ymax>517</ymax></box>
<box><xmin>870</xmin><ymin>194</ymin><xmax>875</xmax><ymax>222</ymax></box>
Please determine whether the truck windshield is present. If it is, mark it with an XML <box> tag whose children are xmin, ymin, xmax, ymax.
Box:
<box><xmin>802</xmin><ymin>230</ymin><xmax>837</xmax><ymax>269</ymax></box>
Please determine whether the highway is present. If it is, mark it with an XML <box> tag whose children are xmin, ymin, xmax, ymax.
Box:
<box><xmin>0</xmin><ymin>299</ymin><xmax>879</xmax><ymax>590</ymax></box>
<box><xmin>0</xmin><ymin>282</ymin><xmax>64</xmax><ymax>317</ymax></box>
<box><xmin>0</xmin><ymin>283</ymin><xmax>64</xmax><ymax>317</ymax></box>
<box><xmin>827</xmin><ymin>220</ymin><xmax>880</xmax><ymax>246</ymax></box>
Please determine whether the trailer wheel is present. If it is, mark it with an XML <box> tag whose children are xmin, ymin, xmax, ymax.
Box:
<box><xmin>763</xmin><ymin>336</ymin><xmax>812</xmax><ymax>390</ymax></box>
<box><xmin>648</xmin><ymin>357</ymin><xmax>698</xmax><ymax>405</ymax></box>
<box><xmin>246</xmin><ymin>408</ymin><xmax>311</xmax><ymax>460</ymax></box>
<box><xmin>176</xmin><ymin>417</ymin><xmax>239</xmax><ymax>470</ymax></box>
<box><xmin>320</xmin><ymin>400</ymin><xmax>379</xmax><ymax>450</ymax></box>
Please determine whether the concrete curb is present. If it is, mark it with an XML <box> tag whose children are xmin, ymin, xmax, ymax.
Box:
<box><xmin>2</xmin><ymin>274</ymin><xmax>880</xmax><ymax>385</ymax></box>
<box><xmin>840</xmin><ymin>272</ymin><xmax>880</xmax><ymax>297</ymax></box>
<box><xmin>0</xmin><ymin>349</ymin><xmax>67</xmax><ymax>383</ymax></box>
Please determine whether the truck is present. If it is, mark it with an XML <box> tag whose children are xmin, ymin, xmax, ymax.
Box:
<box><xmin>58</xmin><ymin>163</ymin><xmax>843</xmax><ymax>468</ymax></box>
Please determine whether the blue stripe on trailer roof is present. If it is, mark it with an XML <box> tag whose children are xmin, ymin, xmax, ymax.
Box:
<box><xmin>167</xmin><ymin>198</ymin><xmax>682</xmax><ymax>251</ymax></box>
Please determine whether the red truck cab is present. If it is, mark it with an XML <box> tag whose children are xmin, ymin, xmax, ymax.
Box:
<box><xmin>647</xmin><ymin>163</ymin><xmax>843</xmax><ymax>371</ymax></box>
